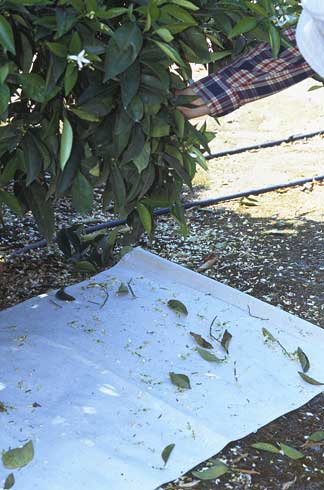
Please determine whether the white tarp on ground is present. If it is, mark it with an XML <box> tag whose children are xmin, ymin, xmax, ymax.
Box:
<box><xmin>1</xmin><ymin>247</ymin><xmax>324</xmax><ymax>490</ymax></box>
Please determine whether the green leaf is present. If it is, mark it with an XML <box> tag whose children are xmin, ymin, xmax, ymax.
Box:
<box><xmin>269</xmin><ymin>24</ymin><xmax>281</xmax><ymax>58</ymax></box>
<box><xmin>69</xmin><ymin>31</ymin><xmax>82</xmax><ymax>53</ymax></box>
<box><xmin>46</xmin><ymin>41</ymin><xmax>67</xmax><ymax>58</ymax></box>
<box><xmin>110</xmin><ymin>166</ymin><xmax>126</xmax><ymax>216</ymax></box>
<box><xmin>56</xmin><ymin>287</ymin><xmax>75</xmax><ymax>302</ymax></box>
<box><xmin>190</xmin><ymin>331</ymin><xmax>213</xmax><ymax>349</ymax></box>
<box><xmin>70</xmin><ymin>108</ymin><xmax>100</xmax><ymax>122</ymax></box>
<box><xmin>0</xmin><ymin>15</ymin><xmax>15</xmax><ymax>54</ymax></box>
<box><xmin>209</xmin><ymin>50</ymin><xmax>232</xmax><ymax>62</ymax></box>
<box><xmin>197</xmin><ymin>348</ymin><xmax>223</xmax><ymax>363</ymax></box>
<box><xmin>4</xmin><ymin>473</ymin><xmax>15</xmax><ymax>489</ymax></box>
<box><xmin>22</xmin><ymin>134</ymin><xmax>43</xmax><ymax>186</ymax></box>
<box><xmin>0</xmin><ymin>63</ymin><xmax>9</xmax><ymax>85</ymax></box>
<box><xmin>170</xmin><ymin>0</ymin><xmax>199</xmax><ymax>11</ymax></box>
<box><xmin>192</xmin><ymin>461</ymin><xmax>228</xmax><ymax>480</ymax></box>
<box><xmin>298</xmin><ymin>372</ymin><xmax>324</xmax><ymax>386</ymax></box>
<box><xmin>98</xmin><ymin>7</ymin><xmax>128</xmax><ymax>19</ymax></box>
<box><xmin>74</xmin><ymin>260</ymin><xmax>97</xmax><ymax>274</ymax></box>
<box><xmin>221</xmin><ymin>329</ymin><xmax>232</xmax><ymax>354</ymax></box>
<box><xmin>0</xmin><ymin>190</ymin><xmax>23</xmax><ymax>216</ymax></box>
<box><xmin>228</xmin><ymin>17</ymin><xmax>258</xmax><ymax>39</ymax></box>
<box><xmin>60</xmin><ymin>117</ymin><xmax>73</xmax><ymax>171</ymax></box>
<box><xmin>133</xmin><ymin>141</ymin><xmax>151</xmax><ymax>173</ymax></box>
<box><xmin>280</xmin><ymin>443</ymin><xmax>304</xmax><ymax>460</ymax></box>
<box><xmin>155</xmin><ymin>28</ymin><xmax>174</xmax><ymax>42</ymax></box>
<box><xmin>169</xmin><ymin>372</ymin><xmax>191</xmax><ymax>390</ymax></box>
<box><xmin>2</xmin><ymin>441</ymin><xmax>34</xmax><ymax>469</ymax></box>
<box><xmin>64</xmin><ymin>64</ymin><xmax>78</xmax><ymax>96</ymax></box>
<box><xmin>151</xmin><ymin>119</ymin><xmax>170</xmax><ymax>138</ymax></box>
<box><xmin>297</xmin><ymin>347</ymin><xmax>310</xmax><ymax>373</ymax></box>
<box><xmin>153</xmin><ymin>40</ymin><xmax>185</xmax><ymax>66</ymax></box>
<box><xmin>309</xmin><ymin>431</ymin><xmax>324</xmax><ymax>442</ymax></box>
<box><xmin>120</xmin><ymin>246</ymin><xmax>133</xmax><ymax>259</ymax></box>
<box><xmin>121</xmin><ymin>61</ymin><xmax>140</xmax><ymax>109</ymax></box>
<box><xmin>137</xmin><ymin>202</ymin><xmax>152</xmax><ymax>235</ymax></box>
<box><xmin>71</xmin><ymin>172</ymin><xmax>93</xmax><ymax>214</ymax></box>
<box><xmin>20</xmin><ymin>74</ymin><xmax>46</xmax><ymax>103</ymax></box>
<box><xmin>164</xmin><ymin>153</ymin><xmax>191</xmax><ymax>189</ymax></box>
<box><xmin>25</xmin><ymin>182</ymin><xmax>55</xmax><ymax>240</ymax></box>
<box><xmin>128</xmin><ymin>95</ymin><xmax>144</xmax><ymax>122</ymax></box>
<box><xmin>161</xmin><ymin>443</ymin><xmax>175</xmax><ymax>465</ymax></box>
<box><xmin>251</xmin><ymin>442</ymin><xmax>281</xmax><ymax>454</ymax></box>
<box><xmin>104</xmin><ymin>23</ymin><xmax>143</xmax><ymax>80</ymax></box>
<box><xmin>174</xmin><ymin>110</ymin><xmax>185</xmax><ymax>139</ymax></box>
<box><xmin>167</xmin><ymin>299</ymin><xmax>188</xmax><ymax>315</ymax></box>
<box><xmin>0</xmin><ymin>83</ymin><xmax>9</xmax><ymax>115</ymax></box>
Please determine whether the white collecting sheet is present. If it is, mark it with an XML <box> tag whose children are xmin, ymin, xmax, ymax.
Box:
<box><xmin>1</xmin><ymin>248</ymin><xmax>324</xmax><ymax>489</ymax></box>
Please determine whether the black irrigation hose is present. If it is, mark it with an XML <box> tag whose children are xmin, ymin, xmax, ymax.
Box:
<box><xmin>9</xmin><ymin>173</ymin><xmax>324</xmax><ymax>258</ymax></box>
<box><xmin>205</xmin><ymin>129</ymin><xmax>324</xmax><ymax>160</ymax></box>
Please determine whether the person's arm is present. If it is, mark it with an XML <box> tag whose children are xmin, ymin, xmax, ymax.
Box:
<box><xmin>178</xmin><ymin>28</ymin><xmax>315</xmax><ymax>119</ymax></box>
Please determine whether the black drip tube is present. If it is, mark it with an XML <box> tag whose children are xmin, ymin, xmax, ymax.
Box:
<box><xmin>205</xmin><ymin>130</ymin><xmax>324</xmax><ymax>160</ymax></box>
<box><xmin>9</xmin><ymin>173</ymin><xmax>324</xmax><ymax>258</ymax></box>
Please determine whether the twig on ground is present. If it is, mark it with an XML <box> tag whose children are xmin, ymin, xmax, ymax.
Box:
<box><xmin>127</xmin><ymin>279</ymin><xmax>136</xmax><ymax>298</ymax></box>
<box><xmin>49</xmin><ymin>299</ymin><xmax>63</xmax><ymax>309</ymax></box>
<box><xmin>209</xmin><ymin>315</ymin><xmax>219</xmax><ymax>342</ymax></box>
<box><xmin>100</xmin><ymin>286</ymin><xmax>109</xmax><ymax>309</ymax></box>
<box><xmin>231</xmin><ymin>467</ymin><xmax>261</xmax><ymax>476</ymax></box>
<box><xmin>247</xmin><ymin>305</ymin><xmax>269</xmax><ymax>321</ymax></box>
<box><xmin>234</xmin><ymin>360</ymin><xmax>238</xmax><ymax>383</ymax></box>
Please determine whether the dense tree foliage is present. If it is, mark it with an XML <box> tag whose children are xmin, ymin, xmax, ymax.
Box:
<box><xmin>0</xmin><ymin>0</ymin><xmax>300</xmax><ymax>244</ymax></box>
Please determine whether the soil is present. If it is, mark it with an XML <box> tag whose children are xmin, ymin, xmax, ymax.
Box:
<box><xmin>1</xmin><ymin>78</ymin><xmax>324</xmax><ymax>489</ymax></box>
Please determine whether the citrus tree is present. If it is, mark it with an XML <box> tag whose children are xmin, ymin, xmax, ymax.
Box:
<box><xmin>0</xmin><ymin>0</ymin><xmax>300</xmax><ymax>246</ymax></box>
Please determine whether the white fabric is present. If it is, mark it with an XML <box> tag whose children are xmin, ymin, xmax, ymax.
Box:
<box><xmin>297</xmin><ymin>1</ymin><xmax>324</xmax><ymax>77</ymax></box>
<box><xmin>1</xmin><ymin>248</ymin><xmax>324</xmax><ymax>490</ymax></box>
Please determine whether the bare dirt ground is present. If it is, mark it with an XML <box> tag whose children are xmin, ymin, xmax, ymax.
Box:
<box><xmin>1</xmin><ymin>77</ymin><xmax>324</xmax><ymax>489</ymax></box>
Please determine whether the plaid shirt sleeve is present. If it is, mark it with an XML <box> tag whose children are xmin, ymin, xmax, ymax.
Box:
<box><xmin>190</xmin><ymin>28</ymin><xmax>315</xmax><ymax>118</ymax></box>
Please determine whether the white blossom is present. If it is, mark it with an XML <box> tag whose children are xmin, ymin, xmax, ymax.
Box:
<box><xmin>67</xmin><ymin>50</ymin><xmax>91</xmax><ymax>71</ymax></box>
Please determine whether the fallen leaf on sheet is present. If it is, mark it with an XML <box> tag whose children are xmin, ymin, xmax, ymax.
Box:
<box><xmin>251</xmin><ymin>442</ymin><xmax>281</xmax><ymax>454</ymax></box>
<box><xmin>169</xmin><ymin>372</ymin><xmax>191</xmax><ymax>390</ymax></box>
<box><xmin>280</xmin><ymin>443</ymin><xmax>304</xmax><ymax>460</ymax></box>
<box><xmin>221</xmin><ymin>329</ymin><xmax>232</xmax><ymax>353</ymax></box>
<box><xmin>0</xmin><ymin>401</ymin><xmax>7</xmax><ymax>413</ymax></box>
<box><xmin>308</xmin><ymin>431</ymin><xmax>324</xmax><ymax>442</ymax></box>
<box><xmin>2</xmin><ymin>441</ymin><xmax>34</xmax><ymax>469</ymax></box>
<box><xmin>192</xmin><ymin>461</ymin><xmax>228</xmax><ymax>480</ymax></box>
<box><xmin>190</xmin><ymin>332</ymin><xmax>213</xmax><ymax>349</ymax></box>
<box><xmin>197</xmin><ymin>348</ymin><xmax>223</xmax><ymax>363</ymax></box>
<box><xmin>4</xmin><ymin>473</ymin><xmax>15</xmax><ymax>489</ymax></box>
<box><xmin>55</xmin><ymin>287</ymin><xmax>75</xmax><ymax>302</ymax></box>
<box><xmin>262</xmin><ymin>328</ymin><xmax>277</xmax><ymax>342</ymax></box>
<box><xmin>161</xmin><ymin>443</ymin><xmax>175</xmax><ymax>465</ymax></box>
<box><xmin>297</xmin><ymin>347</ymin><xmax>310</xmax><ymax>373</ymax></box>
<box><xmin>117</xmin><ymin>282</ymin><xmax>129</xmax><ymax>295</ymax></box>
<box><xmin>262</xmin><ymin>328</ymin><xmax>290</xmax><ymax>356</ymax></box>
<box><xmin>167</xmin><ymin>299</ymin><xmax>188</xmax><ymax>315</ymax></box>
<box><xmin>298</xmin><ymin>371</ymin><xmax>324</xmax><ymax>386</ymax></box>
